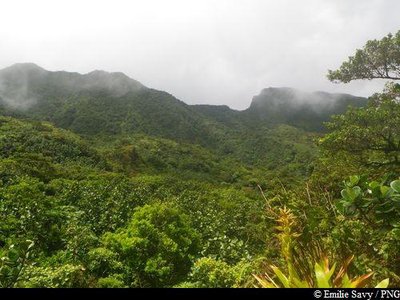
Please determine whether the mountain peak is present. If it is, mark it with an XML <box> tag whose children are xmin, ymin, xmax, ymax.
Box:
<box><xmin>4</xmin><ymin>62</ymin><xmax>46</xmax><ymax>73</ymax></box>
<box><xmin>86</xmin><ymin>70</ymin><xmax>116</xmax><ymax>78</ymax></box>
<box><xmin>82</xmin><ymin>69</ymin><xmax>145</xmax><ymax>94</ymax></box>
<box><xmin>261</xmin><ymin>86</ymin><xmax>295</xmax><ymax>92</ymax></box>
<box><xmin>86</xmin><ymin>69</ymin><xmax>134</xmax><ymax>82</ymax></box>
<box><xmin>246</xmin><ymin>87</ymin><xmax>367</xmax><ymax>131</ymax></box>
<box><xmin>252</xmin><ymin>87</ymin><xmax>366</xmax><ymax>106</ymax></box>
<box><xmin>0</xmin><ymin>63</ymin><xmax>146</xmax><ymax>106</ymax></box>
<box><xmin>257</xmin><ymin>87</ymin><xmax>308</xmax><ymax>101</ymax></box>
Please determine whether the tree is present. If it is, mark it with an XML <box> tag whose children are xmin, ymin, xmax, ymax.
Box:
<box><xmin>320</xmin><ymin>83</ymin><xmax>400</xmax><ymax>169</ymax></box>
<box><xmin>94</xmin><ymin>203</ymin><xmax>200</xmax><ymax>287</ymax></box>
<box><xmin>323</xmin><ymin>29</ymin><xmax>400</xmax><ymax>170</ymax></box>
<box><xmin>328</xmin><ymin>31</ymin><xmax>400</xmax><ymax>83</ymax></box>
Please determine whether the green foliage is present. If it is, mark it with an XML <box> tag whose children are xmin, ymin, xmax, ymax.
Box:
<box><xmin>253</xmin><ymin>208</ymin><xmax>390</xmax><ymax>288</ymax></box>
<box><xmin>171</xmin><ymin>182</ymin><xmax>267</xmax><ymax>261</ymax></box>
<box><xmin>181</xmin><ymin>257</ymin><xmax>251</xmax><ymax>288</ymax></box>
<box><xmin>51</xmin><ymin>176</ymin><xmax>145</xmax><ymax>234</ymax></box>
<box><xmin>86</xmin><ymin>247</ymin><xmax>124</xmax><ymax>279</ymax></box>
<box><xmin>328</xmin><ymin>175</ymin><xmax>400</xmax><ymax>278</ymax></box>
<box><xmin>101</xmin><ymin>135</ymin><xmax>234</xmax><ymax>182</ymax></box>
<box><xmin>0</xmin><ymin>176</ymin><xmax>102</xmax><ymax>259</ymax></box>
<box><xmin>97</xmin><ymin>275</ymin><xmax>127</xmax><ymax>288</ymax></box>
<box><xmin>0</xmin><ymin>116</ymin><xmax>107</xmax><ymax>182</ymax></box>
<box><xmin>255</xmin><ymin>256</ymin><xmax>389</xmax><ymax>288</ymax></box>
<box><xmin>0</xmin><ymin>117</ymin><xmax>104</xmax><ymax>168</ymax></box>
<box><xmin>338</xmin><ymin>176</ymin><xmax>400</xmax><ymax>226</ymax></box>
<box><xmin>21</xmin><ymin>263</ymin><xmax>86</xmax><ymax>288</ymax></box>
<box><xmin>96</xmin><ymin>203</ymin><xmax>200</xmax><ymax>287</ymax></box>
<box><xmin>0</xmin><ymin>240</ymin><xmax>34</xmax><ymax>288</ymax></box>
<box><xmin>320</xmin><ymin>83</ymin><xmax>400</xmax><ymax>171</ymax></box>
<box><xmin>0</xmin><ymin>176</ymin><xmax>68</xmax><ymax>252</ymax></box>
<box><xmin>0</xmin><ymin>64</ymin><xmax>323</xmax><ymax>185</ymax></box>
<box><xmin>328</xmin><ymin>30</ymin><xmax>400</xmax><ymax>83</ymax></box>
<box><xmin>2</xmin><ymin>36</ymin><xmax>400</xmax><ymax>288</ymax></box>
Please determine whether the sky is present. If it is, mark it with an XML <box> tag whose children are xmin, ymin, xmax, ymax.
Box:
<box><xmin>0</xmin><ymin>0</ymin><xmax>399</xmax><ymax>109</ymax></box>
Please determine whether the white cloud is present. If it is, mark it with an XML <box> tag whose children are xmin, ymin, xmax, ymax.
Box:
<box><xmin>0</xmin><ymin>0</ymin><xmax>399</xmax><ymax>109</ymax></box>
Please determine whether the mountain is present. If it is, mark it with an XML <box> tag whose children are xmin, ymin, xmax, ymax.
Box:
<box><xmin>0</xmin><ymin>64</ymin><xmax>367</xmax><ymax>136</ymax></box>
<box><xmin>0</xmin><ymin>63</ymin><xmax>369</xmax><ymax>176</ymax></box>
<box><xmin>242</xmin><ymin>87</ymin><xmax>368</xmax><ymax>131</ymax></box>
<box><xmin>0</xmin><ymin>63</ymin><xmax>144</xmax><ymax>105</ymax></box>
<box><xmin>0</xmin><ymin>63</ymin><xmax>224</xmax><ymax>146</ymax></box>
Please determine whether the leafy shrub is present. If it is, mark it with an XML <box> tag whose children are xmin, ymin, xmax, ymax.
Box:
<box><xmin>0</xmin><ymin>240</ymin><xmax>34</xmax><ymax>288</ymax></box>
<box><xmin>99</xmin><ymin>203</ymin><xmax>201</xmax><ymax>287</ymax></box>
<box><xmin>97</xmin><ymin>275</ymin><xmax>126</xmax><ymax>288</ymax></box>
<box><xmin>184</xmin><ymin>257</ymin><xmax>251</xmax><ymax>288</ymax></box>
<box><xmin>21</xmin><ymin>263</ymin><xmax>86</xmax><ymax>288</ymax></box>
<box><xmin>338</xmin><ymin>175</ymin><xmax>400</xmax><ymax>227</ymax></box>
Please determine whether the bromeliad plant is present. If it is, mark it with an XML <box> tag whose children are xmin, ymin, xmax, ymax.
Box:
<box><xmin>253</xmin><ymin>207</ymin><xmax>390</xmax><ymax>288</ymax></box>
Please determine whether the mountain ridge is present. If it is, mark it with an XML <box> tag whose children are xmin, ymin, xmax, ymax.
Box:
<box><xmin>0</xmin><ymin>63</ymin><xmax>343</xmax><ymax>196</ymax></box>
<box><xmin>0</xmin><ymin>63</ymin><xmax>368</xmax><ymax>137</ymax></box>
<box><xmin>0</xmin><ymin>63</ymin><xmax>366</xmax><ymax>111</ymax></box>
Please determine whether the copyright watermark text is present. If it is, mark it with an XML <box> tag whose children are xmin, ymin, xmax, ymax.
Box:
<box><xmin>313</xmin><ymin>290</ymin><xmax>400</xmax><ymax>300</ymax></box>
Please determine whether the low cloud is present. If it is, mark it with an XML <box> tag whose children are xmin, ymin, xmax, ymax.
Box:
<box><xmin>0</xmin><ymin>0</ymin><xmax>398</xmax><ymax>109</ymax></box>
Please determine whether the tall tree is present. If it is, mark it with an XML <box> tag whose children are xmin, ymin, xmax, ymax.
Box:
<box><xmin>322</xmin><ymin>30</ymin><xmax>400</xmax><ymax>171</ymax></box>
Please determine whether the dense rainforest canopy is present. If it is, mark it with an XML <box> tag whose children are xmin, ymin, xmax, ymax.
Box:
<box><xmin>1</xmin><ymin>30</ymin><xmax>400</xmax><ymax>288</ymax></box>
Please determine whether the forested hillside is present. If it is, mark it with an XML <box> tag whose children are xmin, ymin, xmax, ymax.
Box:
<box><xmin>0</xmin><ymin>62</ymin><xmax>364</xmax><ymax>181</ymax></box>
<box><xmin>1</xmin><ymin>30</ymin><xmax>400</xmax><ymax>288</ymax></box>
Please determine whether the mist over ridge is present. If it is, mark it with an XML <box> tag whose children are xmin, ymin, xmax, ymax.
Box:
<box><xmin>0</xmin><ymin>63</ymin><xmax>366</xmax><ymax>116</ymax></box>
<box><xmin>0</xmin><ymin>63</ymin><xmax>145</xmax><ymax>110</ymax></box>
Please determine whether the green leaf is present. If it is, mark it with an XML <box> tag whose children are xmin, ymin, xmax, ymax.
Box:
<box><xmin>380</xmin><ymin>186</ymin><xmax>392</xmax><ymax>198</ymax></box>
<box><xmin>271</xmin><ymin>265</ymin><xmax>290</xmax><ymax>288</ymax></box>
<box><xmin>341</xmin><ymin>186</ymin><xmax>361</xmax><ymax>202</ymax></box>
<box><xmin>375</xmin><ymin>278</ymin><xmax>389</xmax><ymax>288</ymax></box>
<box><xmin>334</xmin><ymin>201</ymin><xmax>346</xmax><ymax>214</ymax></box>
<box><xmin>7</xmin><ymin>249</ymin><xmax>19</xmax><ymax>261</ymax></box>
<box><xmin>349</xmin><ymin>175</ymin><xmax>360</xmax><ymax>187</ymax></box>
<box><xmin>369</xmin><ymin>181</ymin><xmax>380</xmax><ymax>190</ymax></box>
<box><xmin>315</xmin><ymin>262</ymin><xmax>335</xmax><ymax>288</ymax></box>
<box><xmin>292</xmin><ymin>277</ymin><xmax>309</xmax><ymax>288</ymax></box>
<box><xmin>341</xmin><ymin>274</ymin><xmax>352</xmax><ymax>288</ymax></box>
<box><xmin>369</xmin><ymin>181</ymin><xmax>382</xmax><ymax>197</ymax></box>
<box><xmin>390</xmin><ymin>180</ymin><xmax>400</xmax><ymax>193</ymax></box>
